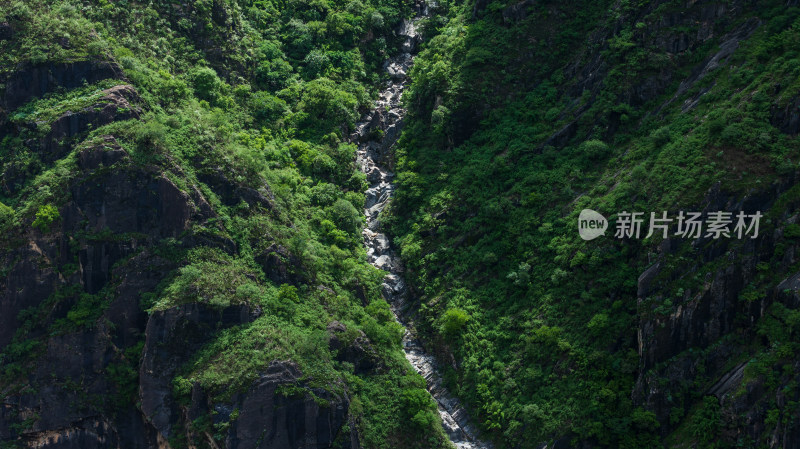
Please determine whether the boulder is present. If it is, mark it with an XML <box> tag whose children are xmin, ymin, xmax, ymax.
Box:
<box><xmin>0</xmin><ymin>22</ymin><xmax>11</xmax><ymax>41</ymax></box>
<box><xmin>255</xmin><ymin>243</ymin><xmax>306</xmax><ymax>286</ymax></box>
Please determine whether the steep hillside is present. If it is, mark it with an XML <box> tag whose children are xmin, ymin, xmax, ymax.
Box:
<box><xmin>0</xmin><ymin>1</ymin><xmax>451</xmax><ymax>448</ymax></box>
<box><xmin>3</xmin><ymin>0</ymin><xmax>800</xmax><ymax>448</ymax></box>
<box><xmin>388</xmin><ymin>0</ymin><xmax>800</xmax><ymax>447</ymax></box>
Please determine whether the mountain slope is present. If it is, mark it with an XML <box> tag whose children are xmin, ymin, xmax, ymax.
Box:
<box><xmin>3</xmin><ymin>0</ymin><xmax>800</xmax><ymax>448</ymax></box>
<box><xmin>0</xmin><ymin>1</ymin><xmax>450</xmax><ymax>448</ymax></box>
<box><xmin>388</xmin><ymin>0</ymin><xmax>800</xmax><ymax>447</ymax></box>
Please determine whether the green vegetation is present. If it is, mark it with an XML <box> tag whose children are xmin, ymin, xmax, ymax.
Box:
<box><xmin>386</xmin><ymin>0</ymin><xmax>800</xmax><ymax>447</ymax></box>
<box><xmin>31</xmin><ymin>204</ymin><xmax>60</xmax><ymax>233</ymax></box>
<box><xmin>10</xmin><ymin>80</ymin><xmax>123</xmax><ymax>124</ymax></box>
<box><xmin>3</xmin><ymin>0</ymin><xmax>800</xmax><ymax>447</ymax></box>
<box><xmin>0</xmin><ymin>0</ymin><xmax>448</xmax><ymax>447</ymax></box>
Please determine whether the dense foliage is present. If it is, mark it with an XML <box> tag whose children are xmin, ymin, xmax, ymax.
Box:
<box><xmin>388</xmin><ymin>0</ymin><xmax>800</xmax><ymax>447</ymax></box>
<box><xmin>0</xmin><ymin>0</ymin><xmax>448</xmax><ymax>447</ymax></box>
<box><xmin>4</xmin><ymin>0</ymin><xmax>800</xmax><ymax>448</ymax></box>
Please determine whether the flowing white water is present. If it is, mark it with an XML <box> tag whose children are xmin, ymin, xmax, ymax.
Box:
<box><xmin>351</xmin><ymin>3</ymin><xmax>491</xmax><ymax>448</ymax></box>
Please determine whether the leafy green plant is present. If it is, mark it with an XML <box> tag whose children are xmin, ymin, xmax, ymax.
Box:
<box><xmin>32</xmin><ymin>204</ymin><xmax>60</xmax><ymax>233</ymax></box>
<box><xmin>401</xmin><ymin>387</ymin><xmax>439</xmax><ymax>430</ymax></box>
<box><xmin>440</xmin><ymin>308</ymin><xmax>469</xmax><ymax>338</ymax></box>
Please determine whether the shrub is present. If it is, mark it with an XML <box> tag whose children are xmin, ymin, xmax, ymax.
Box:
<box><xmin>587</xmin><ymin>313</ymin><xmax>609</xmax><ymax>337</ymax></box>
<box><xmin>784</xmin><ymin>223</ymin><xmax>800</xmax><ymax>238</ymax></box>
<box><xmin>250</xmin><ymin>91</ymin><xmax>289</xmax><ymax>124</ymax></box>
<box><xmin>365</xmin><ymin>300</ymin><xmax>394</xmax><ymax>324</ymax></box>
<box><xmin>329</xmin><ymin>198</ymin><xmax>361</xmax><ymax>235</ymax></box>
<box><xmin>690</xmin><ymin>396</ymin><xmax>721</xmax><ymax>445</ymax></box>
<box><xmin>32</xmin><ymin>204</ymin><xmax>60</xmax><ymax>233</ymax></box>
<box><xmin>295</xmin><ymin>78</ymin><xmax>360</xmax><ymax>136</ymax></box>
<box><xmin>401</xmin><ymin>388</ymin><xmax>438</xmax><ymax>430</ymax></box>
<box><xmin>440</xmin><ymin>307</ymin><xmax>470</xmax><ymax>337</ymax></box>
<box><xmin>581</xmin><ymin>139</ymin><xmax>609</xmax><ymax>160</ymax></box>
<box><xmin>188</xmin><ymin>66</ymin><xmax>226</xmax><ymax>105</ymax></box>
<box><xmin>650</xmin><ymin>126</ymin><xmax>672</xmax><ymax>146</ymax></box>
<box><xmin>0</xmin><ymin>201</ymin><xmax>14</xmax><ymax>228</ymax></box>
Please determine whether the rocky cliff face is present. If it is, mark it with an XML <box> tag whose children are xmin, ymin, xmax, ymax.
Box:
<box><xmin>0</xmin><ymin>0</ymin><xmax>450</xmax><ymax>446</ymax></box>
<box><xmin>0</xmin><ymin>60</ymin><xmax>358</xmax><ymax>449</ymax></box>
<box><xmin>385</xmin><ymin>0</ymin><xmax>800</xmax><ymax>447</ymax></box>
<box><xmin>633</xmin><ymin>177</ymin><xmax>800</xmax><ymax>447</ymax></box>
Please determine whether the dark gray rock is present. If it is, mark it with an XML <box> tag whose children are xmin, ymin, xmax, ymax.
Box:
<box><xmin>664</xmin><ymin>17</ymin><xmax>761</xmax><ymax>111</ymax></box>
<box><xmin>637</xmin><ymin>261</ymin><xmax>661</xmax><ymax>298</ymax></box>
<box><xmin>139</xmin><ymin>302</ymin><xmax>256</xmax><ymax>439</ymax></box>
<box><xmin>541</xmin><ymin>120</ymin><xmax>577</xmax><ymax>150</ymax></box>
<box><xmin>198</xmin><ymin>167</ymin><xmax>275</xmax><ymax>210</ymax></box>
<box><xmin>327</xmin><ymin>321</ymin><xmax>379</xmax><ymax>374</ymax></box>
<box><xmin>0</xmin><ymin>22</ymin><xmax>11</xmax><ymax>41</ymax></box>
<box><xmin>502</xmin><ymin>0</ymin><xmax>535</xmax><ymax>23</ymax></box>
<box><xmin>771</xmin><ymin>94</ymin><xmax>800</xmax><ymax>135</ymax></box>
<box><xmin>634</xmin><ymin>175</ymin><xmax>800</xmax><ymax>441</ymax></box>
<box><xmin>472</xmin><ymin>0</ymin><xmax>489</xmax><ymax>18</ymax></box>
<box><xmin>223</xmin><ymin>360</ymin><xmax>359</xmax><ymax>449</ymax></box>
<box><xmin>255</xmin><ymin>243</ymin><xmax>306</xmax><ymax>286</ymax></box>
<box><xmin>1</xmin><ymin>250</ymin><xmax>170</xmax><ymax>448</ymax></box>
<box><xmin>34</xmin><ymin>85</ymin><xmax>141</xmax><ymax>163</ymax></box>
<box><xmin>2</xmin><ymin>60</ymin><xmax>124</xmax><ymax>112</ymax></box>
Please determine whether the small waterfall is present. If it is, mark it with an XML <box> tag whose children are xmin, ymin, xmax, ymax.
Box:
<box><xmin>350</xmin><ymin>3</ymin><xmax>492</xmax><ymax>448</ymax></box>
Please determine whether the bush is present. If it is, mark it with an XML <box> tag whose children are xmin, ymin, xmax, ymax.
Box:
<box><xmin>581</xmin><ymin>139</ymin><xmax>609</xmax><ymax>160</ymax></box>
<box><xmin>440</xmin><ymin>308</ymin><xmax>469</xmax><ymax>338</ymax></box>
<box><xmin>401</xmin><ymin>388</ymin><xmax>438</xmax><ymax>430</ymax></box>
<box><xmin>365</xmin><ymin>300</ymin><xmax>394</xmax><ymax>324</ymax></box>
<box><xmin>0</xmin><ymin>201</ymin><xmax>14</xmax><ymax>228</ymax></box>
<box><xmin>295</xmin><ymin>78</ymin><xmax>360</xmax><ymax>137</ymax></box>
<box><xmin>329</xmin><ymin>198</ymin><xmax>361</xmax><ymax>235</ymax></box>
<box><xmin>250</xmin><ymin>91</ymin><xmax>289</xmax><ymax>125</ymax></box>
<box><xmin>32</xmin><ymin>204</ymin><xmax>60</xmax><ymax>233</ymax></box>
<box><xmin>650</xmin><ymin>126</ymin><xmax>672</xmax><ymax>146</ymax></box>
<box><xmin>188</xmin><ymin>66</ymin><xmax>226</xmax><ymax>105</ymax></box>
<box><xmin>586</xmin><ymin>313</ymin><xmax>609</xmax><ymax>337</ymax></box>
<box><xmin>690</xmin><ymin>396</ymin><xmax>721</xmax><ymax>445</ymax></box>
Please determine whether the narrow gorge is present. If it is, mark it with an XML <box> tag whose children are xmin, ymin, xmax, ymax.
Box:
<box><xmin>3</xmin><ymin>0</ymin><xmax>800</xmax><ymax>448</ymax></box>
<box><xmin>353</xmin><ymin>3</ymin><xmax>490</xmax><ymax>448</ymax></box>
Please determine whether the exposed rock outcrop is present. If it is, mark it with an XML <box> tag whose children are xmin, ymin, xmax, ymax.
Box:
<box><xmin>0</xmin><ymin>22</ymin><xmax>12</xmax><ymax>41</ymax></box>
<box><xmin>327</xmin><ymin>321</ymin><xmax>379</xmax><ymax>374</ymax></box>
<box><xmin>254</xmin><ymin>243</ymin><xmax>307</xmax><ymax>286</ymax></box>
<box><xmin>634</xmin><ymin>176</ymin><xmax>800</xmax><ymax>444</ymax></box>
<box><xmin>197</xmin><ymin>167</ymin><xmax>275</xmax><ymax>210</ymax></box>
<box><xmin>771</xmin><ymin>94</ymin><xmax>800</xmax><ymax>135</ymax></box>
<box><xmin>139</xmin><ymin>302</ymin><xmax>258</xmax><ymax>439</ymax></box>
<box><xmin>214</xmin><ymin>361</ymin><xmax>358</xmax><ymax>449</ymax></box>
<box><xmin>0</xmin><ymin>133</ymin><xmax>220</xmax><ymax>446</ymax></box>
<box><xmin>1</xmin><ymin>60</ymin><xmax>123</xmax><ymax>112</ymax></box>
<box><xmin>34</xmin><ymin>85</ymin><xmax>141</xmax><ymax>163</ymax></box>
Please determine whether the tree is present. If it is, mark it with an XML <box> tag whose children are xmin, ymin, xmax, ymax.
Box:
<box><xmin>32</xmin><ymin>204</ymin><xmax>59</xmax><ymax>233</ymax></box>
<box><xmin>188</xmin><ymin>66</ymin><xmax>225</xmax><ymax>105</ymax></box>
<box><xmin>440</xmin><ymin>307</ymin><xmax>469</xmax><ymax>338</ymax></box>
<box><xmin>401</xmin><ymin>388</ymin><xmax>438</xmax><ymax>430</ymax></box>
